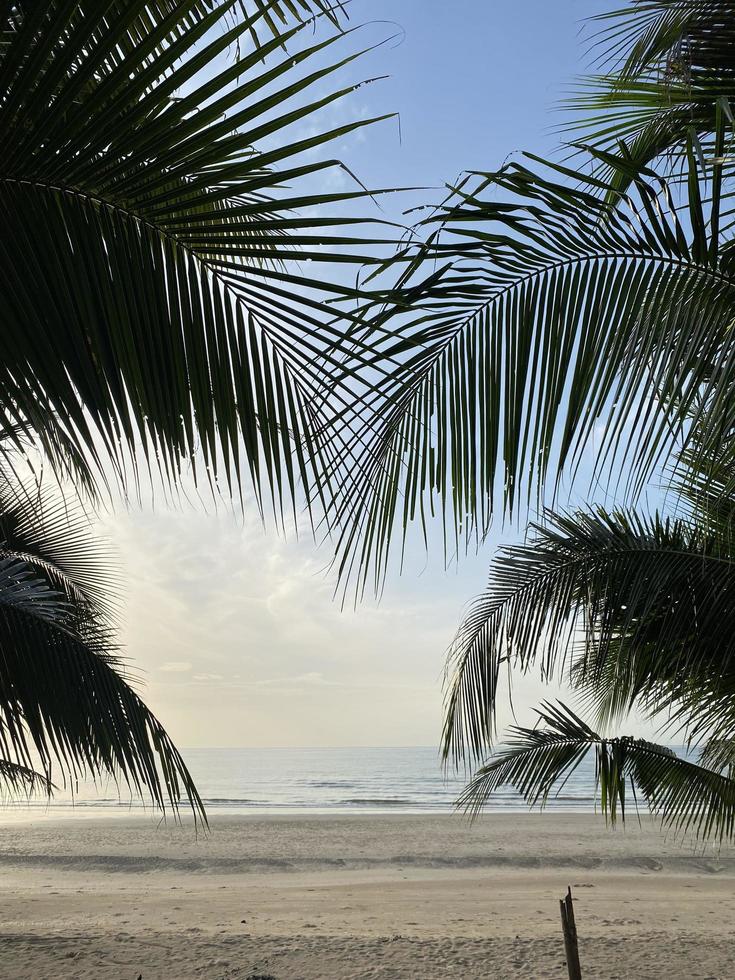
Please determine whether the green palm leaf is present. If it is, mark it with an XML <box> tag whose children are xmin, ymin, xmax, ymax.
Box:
<box><xmin>246</xmin><ymin>0</ymin><xmax>347</xmax><ymax>40</ymax></box>
<box><xmin>0</xmin><ymin>0</ymin><xmax>392</xmax><ymax>520</ymax></box>
<box><xmin>442</xmin><ymin>504</ymin><xmax>735</xmax><ymax>764</ymax></box>
<box><xmin>462</xmin><ymin>701</ymin><xmax>735</xmax><ymax>842</ymax></box>
<box><xmin>441</xmin><ymin>437</ymin><xmax>735</xmax><ymax>842</ymax></box>
<box><xmin>566</xmin><ymin>1</ymin><xmax>735</xmax><ymax>191</ymax></box>
<box><xmin>0</xmin><ymin>454</ymin><xmax>204</xmax><ymax>820</ymax></box>
<box><xmin>1</xmin><ymin>2</ymin><xmax>347</xmax><ymax>63</ymax></box>
<box><xmin>333</xmin><ymin>147</ymin><xmax>735</xmax><ymax>596</ymax></box>
<box><xmin>590</xmin><ymin>1</ymin><xmax>732</xmax><ymax>79</ymax></box>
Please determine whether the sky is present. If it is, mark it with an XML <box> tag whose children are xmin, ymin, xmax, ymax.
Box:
<box><xmin>98</xmin><ymin>0</ymin><xmax>631</xmax><ymax>750</ymax></box>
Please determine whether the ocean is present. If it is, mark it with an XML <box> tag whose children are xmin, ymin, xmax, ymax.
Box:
<box><xmin>1</xmin><ymin>746</ymin><xmax>604</xmax><ymax>816</ymax></box>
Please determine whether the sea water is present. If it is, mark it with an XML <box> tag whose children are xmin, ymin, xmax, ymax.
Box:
<box><xmin>0</xmin><ymin>746</ymin><xmax>604</xmax><ymax>816</ymax></box>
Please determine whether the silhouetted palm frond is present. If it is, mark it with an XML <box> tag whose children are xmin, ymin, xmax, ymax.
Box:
<box><xmin>332</xmin><ymin>142</ymin><xmax>735</xmax><ymax>596</ymax></box>
<box><xmin>462</xmin><ymin>702</ymin><xmax>735</xmax><ymax>842</ymax></box>
<box><xmin>0</xmin><ymin>459</ymin><xmax>204</xmax><ymax>821</ymax></box>
<box><xmin>0</xmin><ymin>0</ymin><xmax>391</xmax><ymax>522</ymax></box>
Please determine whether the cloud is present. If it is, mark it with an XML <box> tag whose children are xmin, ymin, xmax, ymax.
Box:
<box><xmin>96</xmin><ymin>500</ymin><xmax>503</xmax><ymax>747</ymax></box>
<box><xmin>254</xmin><ymin>671</ymin><xmax>337</xmax><ymax>689</ymax></box>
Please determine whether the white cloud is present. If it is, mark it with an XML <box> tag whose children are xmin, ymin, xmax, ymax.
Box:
<box><xmin>95</xmin><ymin>499</ymin><xmax>487</xmax><ymax>748</ymax></box>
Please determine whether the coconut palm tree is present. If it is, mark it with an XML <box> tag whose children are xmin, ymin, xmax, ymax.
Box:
<box><xmin>442</xmin><ymin>433</ymin><xmax>735</xmax><ymax>841</ymax></box>
<box><xmin>0</xmin><ymin>442</ymin><xmax>205</xmax><ymax>819</ymax></box>
<box><xmin>0</xmin><ymin>0</ymin><xmax>387</xmax><ymax>516</ymax></box>
<box><xmin>0</xmin><ymin>0</ymin><xmax>391</xmax><ymax>815</ymax></box>
<box><xmin>319</xmin><ymin>1</ymin><xmax>735</xmax><ymax>837</ymax></box>
<box><xmin>329</xmin><ymin>0</ymin><xmax>735</xmax><ymax>595</ymax></box>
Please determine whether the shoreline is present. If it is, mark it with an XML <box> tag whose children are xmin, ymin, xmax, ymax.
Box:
<box><xmin>0</xmin><ymin>813</ymin><xmax>732</xmax><ymax>978</ymax></box>
<box><xmin>0</xmin><ymin>803</ymin><xmax>604</xmax><ymax>824</ymax></box>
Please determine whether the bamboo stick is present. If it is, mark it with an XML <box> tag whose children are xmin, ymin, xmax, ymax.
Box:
<box><xmin>559</xmin><ymin>886</ymin><xmax>582</xmax><ymax>980</ymax></box>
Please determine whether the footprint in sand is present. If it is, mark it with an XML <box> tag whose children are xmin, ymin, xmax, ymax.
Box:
<box><xmin>636</xmin><ymin>857</ymin><xmax>663</xmax><ymax>871</ymax></box>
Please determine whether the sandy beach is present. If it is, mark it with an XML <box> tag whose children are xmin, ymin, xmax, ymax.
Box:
<box><xmin>0</xmin><ymin>813</ymin><xmax>732</xmax><ymax>978</ymax></box>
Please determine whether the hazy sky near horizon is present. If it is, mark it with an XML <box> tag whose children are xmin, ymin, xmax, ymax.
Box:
<box><xmin>100</xmin><ymin>0</ymin><xmax>635</xmax><ymax>750</ymax></box>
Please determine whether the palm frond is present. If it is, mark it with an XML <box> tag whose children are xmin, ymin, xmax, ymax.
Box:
<box><xmin>1</xmin><ymin>1</ymin><xmax>347</xmax><ymax>62</ymax></box>
<box><xmin>633</xmin><ymin>749</ymin><xmax>735</xmax><ymax>842</ymax></box>
<box><xmin>332</xmin><ymin>147</ymin><xmax>735</xmax><ymax>596</ymax></box>
<box><xmin>699</xmin><ymin>738</ymin><xmax>735</xmax><ymax>775</ymax></box>
<box><xmin>0</xmin><ymin>482</ymin><xmax>116</xmax><ymax>621</ymax></box>
<box><xmin>0</xmin><ymin>599</ymin><xmax>205</xmax><ymax>821</ymax></box>
<box><xmin>462</xmin><ymin>701</ymin><xmax>735</xmax><ymax>842</ymax></box>
<box><xmin>245</xmin><ymin>0</ymin><xmax>347</xmax><ymax>40</ymax></box>
<box><xmin>0</xmin><ymin>759</ymin><xmax>54</xmax><ymax>799</ymax></box>
<box><xmin>589</xmin><ymin>1</ymin><xmax>734</xmax><ymax>79</ymax></box>
<box><xmin>567</xmin><ymin>2</ymin><xmax>735</xmax><ymax>194</ymax></box>
<box><xmin>443</xmin><ymin>506</ymin><xmax>735</xmax><ymax>764</ymax></box>
<box><xmin>0</xmin><ymin>0</ymin><xmax>393</xmax><ymax>521</ymax></box>
<box><xmin>0</xmin><ymin>466</ymin><xmax>204</xmax><ymax>821</ymax></box>
<box><xmin>459</xmin><ymin>702</ymin><xmax>629</xmax><ymax>822</ymax></box>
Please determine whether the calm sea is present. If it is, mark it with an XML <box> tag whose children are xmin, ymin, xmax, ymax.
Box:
<box><xmin>2</xmin><ymin>746</ymin><xmax>604</xmax><ymax>816</ymax></box>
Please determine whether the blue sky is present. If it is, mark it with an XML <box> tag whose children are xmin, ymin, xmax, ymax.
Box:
<box><xmin>101</xmin><ymin>0</ymin><xmax>648</xmax><ymax>750</ymax></box>
<box><xmin>333</xmin><ymin>1</ymin><xmax>607</xmax><ymax>189</ymax></box>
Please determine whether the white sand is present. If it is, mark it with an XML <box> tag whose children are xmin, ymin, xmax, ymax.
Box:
<box><xmin>0</xmin><ymin>812</ymin><xmax>733</xmax><ymax>978</ymax></box>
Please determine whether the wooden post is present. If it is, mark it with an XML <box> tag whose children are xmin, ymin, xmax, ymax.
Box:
<box><xmin>559</xmin><ymin>886</ymin><xmax>582</xmax><ymax>980</ymax></box>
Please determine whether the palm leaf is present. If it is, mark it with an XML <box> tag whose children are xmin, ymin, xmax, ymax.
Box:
<box><xmin>332</xmin><ymin>148</ymin><xmax>735</xmax><ymax>596</ymax></box>
<box><xmin>566</xmin><ymin>1</ymin><xmax>735</xmax><ymax>189</ymax></box>
<box><xmin>462</xmin><ymin>701</ymin><xmax>735</xmax><ymax>842</ymax></box>
<box><xmin>0</xmin><ymin>759</ymin><xmax>54</xmax><ymax>799</ymax></box>
<box><xmin>245</xmin><ymin>0</ymin><xmax>347</xmax><ymax>41</ymax></box>
<box><xmin>1</xmin><ymin>1</ymin><xmax>347</xmax><ymax>61</ymax></box>
<box><xmin>0</xmin><ymin>0</ymin><xmax>393</xmax><ymax>521</ymax></box>
<box><xmin>0</xmin><ymin>597</ymin><xmax>205</xmax><ymax>821</ymax></box>
<box><xmin>0</xmin><ymin>481</ymin><xmax>117</xmax><ymax>620</ymax></box>
<box><xmin>443</xmin><ymin>505</ymin><xmax>735</xmax><ymax>764</ymax></box>
<box><xmin>0</xmin><ymin>460</ymin><xmax>204</xmax><ymax>821</ymax></box>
